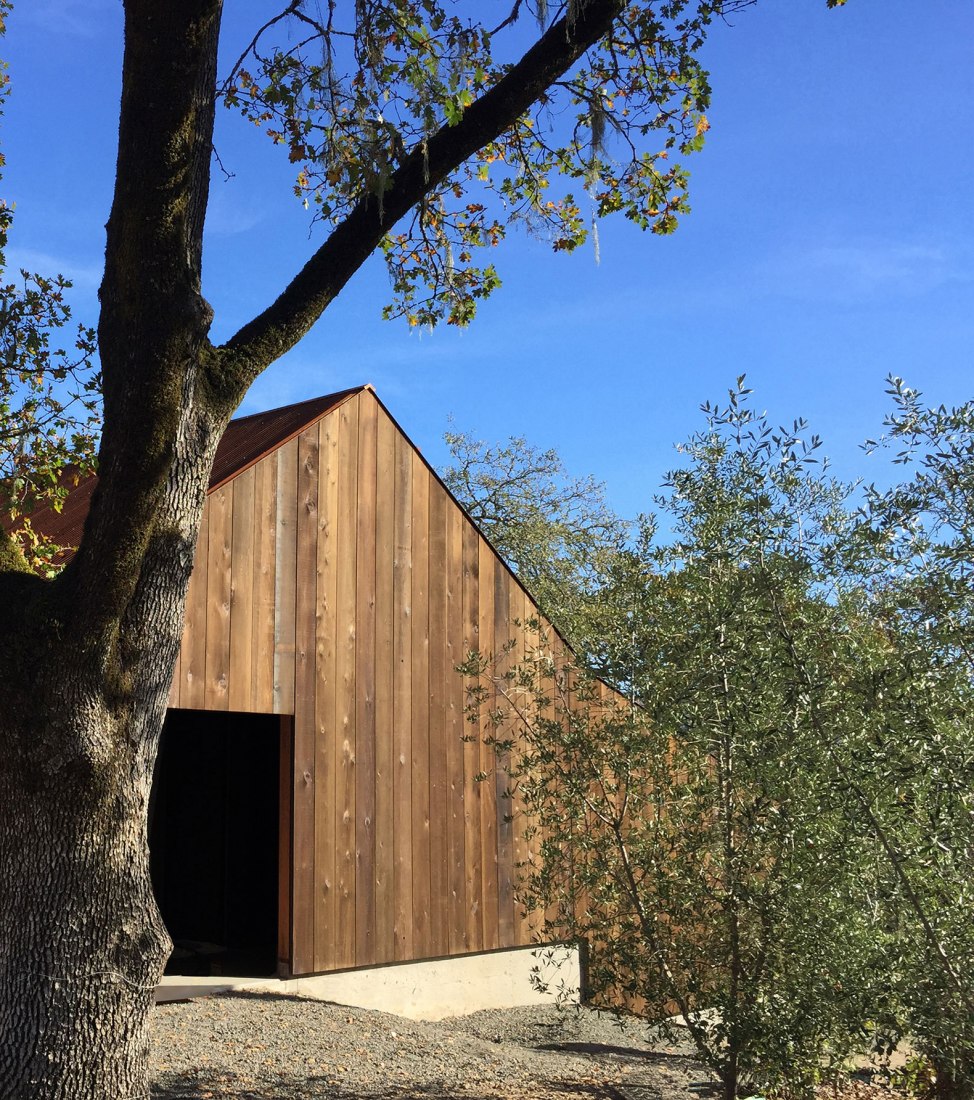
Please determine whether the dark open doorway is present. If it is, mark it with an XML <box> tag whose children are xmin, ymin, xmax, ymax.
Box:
<box><xmin>149</xmin><ymin>708</ymin><xmax>290</xmax><ymax>978</ymax></box>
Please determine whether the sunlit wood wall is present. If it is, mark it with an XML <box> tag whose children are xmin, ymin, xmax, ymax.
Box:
<box><xmin>168</xmin><ymin>387</ymin><xmax>545</xmax><ymax>975</ymax></box>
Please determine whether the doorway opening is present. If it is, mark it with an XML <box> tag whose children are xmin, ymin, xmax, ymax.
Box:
<box><xmin>149</xmin><ymin>708</ymin><xmax>291</xmax><ymax>978</ymax></box>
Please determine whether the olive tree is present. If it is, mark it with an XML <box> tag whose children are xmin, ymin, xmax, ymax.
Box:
<box><xmin>856</xmin><ymin>379</ymin><xmax>974</xmax><ymax>1098</ymax></box>
<box><xmin>466</xmin><ymin>382</ymin><xmax>974</xmax><ymax>1098</ymax></box>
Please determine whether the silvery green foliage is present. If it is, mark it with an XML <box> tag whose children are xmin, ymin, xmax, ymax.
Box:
<box><xmin>464</xmin><ymin>379</ymin><xmax>974</xmax><ymax>1099</ymax></box>
<box><xmin>858</xmin><ymin>377</ymin><xmax>974</xmax><ymax>1097</ymax></box>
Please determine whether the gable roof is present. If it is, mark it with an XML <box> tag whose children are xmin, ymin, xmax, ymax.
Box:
<box><xmin>208</xmin><ymin>387</ymin><xmax>362</xmax><ymax>490</ymax></box>
<box><xmin>20</xmin><ymin>386</ymin><xmax>365</xmax><ymax>559</ymax></box>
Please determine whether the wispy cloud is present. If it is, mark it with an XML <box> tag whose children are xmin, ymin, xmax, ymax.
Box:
<box><xmin>760</xmin><ymin>239</ymin><xmax>972</xmax><ymax>302</ymax></box>
<box><xmin>21</xmin><ymin>0</ymin><xmax>117</xmax><ymax>38</ymax></box>
<box><xmin>5</xmin><ymin>247</ymin><xmax>102</xmax><ymax>290</ymax></box>
<box><xmin>204</xmin><ymin>188</ymin><xmax>266</xmax><ymax>238</ymax></box>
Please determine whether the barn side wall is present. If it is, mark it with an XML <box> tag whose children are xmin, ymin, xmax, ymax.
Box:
<box><xmin>169</xmin><ymin>389</ymin><xmax>546</xmax><ymax>976</ymax></box>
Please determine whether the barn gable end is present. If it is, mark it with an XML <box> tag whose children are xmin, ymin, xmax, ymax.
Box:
<box><xmin>159</xmin><ymin>385</ymin><xmax>553</xmax><ymax>978</ymax></box>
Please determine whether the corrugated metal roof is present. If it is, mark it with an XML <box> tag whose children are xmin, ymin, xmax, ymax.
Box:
<box><xmin>12</xmin><ymin>386</ymin><xmax>364</xmax><ymax>561</ymax></box>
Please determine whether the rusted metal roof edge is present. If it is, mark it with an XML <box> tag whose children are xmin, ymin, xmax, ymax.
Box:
<box><xmin>205</xmin><ymin>385</ymin><xmax>366</xmax><ymax>494</ymax></box>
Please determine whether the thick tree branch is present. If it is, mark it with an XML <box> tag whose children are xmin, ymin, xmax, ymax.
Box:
<box><xmin>220</xmin><ymin>0</ymin><xmax>626</xmax><ymax>393</ymax></box>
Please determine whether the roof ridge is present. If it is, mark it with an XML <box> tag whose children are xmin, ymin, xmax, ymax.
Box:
<box><xmin>16</xmin><ymin>386</ymin><xmax>370</xmax><ymax>560</ymax></box>
<box><xmin>206</xmin><ymin>385</ymin><xmax>365</xmax><ymax>493</ymax></box>
<box><xmin>228</xmin><ymin>384</ymin><xmax>365</xmax><ymax>426</ymax></box>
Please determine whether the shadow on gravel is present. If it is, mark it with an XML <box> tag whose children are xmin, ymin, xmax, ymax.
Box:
<box><xmin>158</xmin><ymin>990</ymin><xmax>320</xmax><ymax>1007</ymax></box>
<box><xmin>151</xmin><ymin>1070</ymin><xmax>636</xmax><ymax>1100</ymax></box>
<box><xmin>537</xmin><ymin>1043</ymin><xmax>683</xmax><ymax>1064</ymax></box>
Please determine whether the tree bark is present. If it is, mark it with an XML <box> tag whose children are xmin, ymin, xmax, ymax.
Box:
<box><xmin>0</xmin><ymin>403</ymin><xmax>223</xmax><ymax>1097</ymax></box>
<box><xmin>0</xmin><ymin>739</ymin><xmax>168</xmax><ymax>1097</ymax></box>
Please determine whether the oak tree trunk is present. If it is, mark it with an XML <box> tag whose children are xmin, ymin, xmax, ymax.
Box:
<box><xmin>0</xmin><ymin>4</ymin><xmax>230</xmax><ymax>1086</ymax></box>
<box><xmin>0</xmin><ymin>2</ymin><xmax>228</xmax><ymax>1087</ymax></box>
<box><xmin>0</xmin><ymin>742</ymin><xmax>169</xmax><ymax>1097</ymax></box>
<box><xmin>0</xmin><ymin>396</ymin><xmax>222</xmax><ymax>1097</ymax></box>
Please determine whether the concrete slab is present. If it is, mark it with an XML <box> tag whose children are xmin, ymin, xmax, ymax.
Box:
<box><xmin>154</xmin><ymin>944</ymin><xmax>580</xmax><ymax>1019</ymax></box>
<box><xmin>154</xmin><ymin>975</ymin><xmax>280</xmax><ymax>1004</ymax></box>
<box><xmin>280</xmin><ymin>944</ymin><xmax>580</xmax><ymax>1020</ymax></box>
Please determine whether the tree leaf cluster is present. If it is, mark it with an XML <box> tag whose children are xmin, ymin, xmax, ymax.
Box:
<box><xmin>221</xmin><ymin>0</ymin><xmax>755</xmax><ymax>327</ymax></box>
<box><xmin>0</xmin><ymin>0</ymin><xmax>99</xmax><ymax>574</ymax></box>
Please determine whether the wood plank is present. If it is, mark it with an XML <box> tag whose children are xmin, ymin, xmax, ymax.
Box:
<box><xmin>409</xmin><ymin>453</ymin><xmax>431</xmax><ymax>959</ymax></box>
<box><xmin>541</xmin><ymin>617</ymin><xmax>563</xmax><ymax>939</ymax></box>
<box><xmin>179</xmin><ymin>498</ymin><xmax>209</xmax><ymax>709</ymax></box>
<box><xmin>274</xmin><ymin>439</ymin><xmax>299</xmax><ymax>715</ymax></box>
<box><xmin>461</xmin><ymin>519</ymin><xmax>483</xmax><ymax>952</ymax></box>
<box><xmin>167</xmin><ymin>646</ymin><xmax>181</xmax><ymax>708</ymax></box>
<box><xmin>228</xmin><ymin>465</ymin><xmax>256</xmax><ymax>712</ymax></box>
<box><xmin>252</xmin><ymin>453</ymin><xmax>279</xmax><ymax>712</ymax></box>
<box><xmin>426</xmin><ymin>479</ymin><xmax>450</xmax><ymax>958</ymax></box>
<box><xmin>313</xmin><ymin>411</ymin><xmax>340</xmax><ymax>972</ymax></box>
<box><xmin>278</xmin><ymin>716</ymin><xmax>294</xmax><ymax>973</ymax></box>
<box><xmin>291</xmin><ymin>426</ymin><xmax>319</xmax><ymax>975</ymax></box>
<box><xmin>477</xmin><ymin>540</ymin><xmax>499</xmax><ymax>950</ymax></box>
<box><xmin>510</xmin><ymin>582</ymin><xmax>534</xmax><ymax>946</ymax></box>
<box><xmin>445</xmin><ymin>497</ymin><xmax>466</xmax><ymax>953</ymax></box>
<box><xmin>372</xmin><ymin>406</ymin><xmax>397</xmax><ymax>963</ymax></box>
<box><xmin>204</xmin><ymin>483</ymin><xmax>233</xmax><ymax>710</ymax></box>
<box><xmin>335</xmin><ymin>398</ymin><xmax>359</xmax><ymax>969</ymax></box>
<box><xmin>392</xmin><ymin>429</ymin><xmax>413</xmax><ymax>960</ymax></box>
<box><xmin>493</xmin><ymin>567</ymin><xmax>516</xmax><ymax>947</ymax></box>
<box><xmin>355</xmin><ymin>395</ymin><xmax>378</xmax><ymax>967</ymax></box>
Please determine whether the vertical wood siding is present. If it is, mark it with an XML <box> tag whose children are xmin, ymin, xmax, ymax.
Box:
<box><xmin>171</xmin><ymin>389</ymin><xmax>548</xmax><ymax>974</ymax></box>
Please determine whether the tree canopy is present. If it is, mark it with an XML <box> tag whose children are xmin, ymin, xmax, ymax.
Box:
<box><xmin>223</xmin><ymin>0</ymin><xmax>755</xmax><ymax>328</ymax></box>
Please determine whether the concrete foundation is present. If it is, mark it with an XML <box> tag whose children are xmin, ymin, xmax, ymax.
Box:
<box><xmin>156</xmin><ymin>943</ymin><xmax>580</xmax><ymax>1020</ymax></box>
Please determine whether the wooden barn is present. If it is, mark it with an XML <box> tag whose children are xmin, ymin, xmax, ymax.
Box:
<box><xmin>33</xmin><ymin>384</ymin><xmax>569</xmax><ymax>993</ymax></box>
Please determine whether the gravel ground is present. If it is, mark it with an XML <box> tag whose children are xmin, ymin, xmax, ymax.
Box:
<box><xmin>150</xmin><ymin>992</ymin><xmax>714</xmax><ymax>1100</ymax></box>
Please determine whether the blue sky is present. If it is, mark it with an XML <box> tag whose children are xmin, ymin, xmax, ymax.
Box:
<box><xmin>3</xmin><ymin>0</ymin><xmax>972</xmax><ymax>519</ymax></box>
